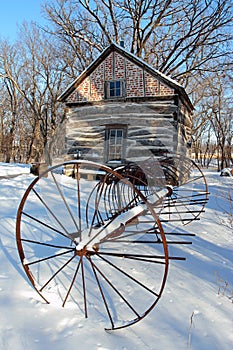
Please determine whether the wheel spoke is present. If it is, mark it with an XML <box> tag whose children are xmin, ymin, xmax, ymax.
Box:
<box><xmin>96</xmin><ymin>252</ymin><xmax>160</xmax><ymax>296</ymax></box>
<box><xmin>87</xmin><ymin>256</ymin><xmax>141</xmax><ymax>318</ymax></box>
<box><xmin>32</xmin><ymin>188</ymin><xmax>70</xmax><ymax>235</ymax></box>
<box><xmin>26</xmin><ymin>248</ymin><xmax>74</xmax><ymax>266</ymax></box>
<box><xmin>81</xmin><ymin>258</ymin><xmax>88</xmax><ymax>318</ymax></box>
<box><xmin>88</xmin><ymin>256</ymin><xmax>114</xmax><ymax>329</ymax></box>
<box><xmin>51</xmin><ymin>171</ymin><xmax>80</xmax><ymax>232</ymax></box>
<box><xmin>22</xmin><ymin>211</ymin><xmax>71</xmax><ymax>240</ymax></box>
<box><xmin>62</xmin><ymin>257</ymin><xmax>82</xmax><ymax>307</ymax></box>
<box><xmin>20</xmin><ymin>238</ymin><xmax>73</xmax><ymax>250</ymax></box>
<box><xmin>40</xmin><ymin>255</ymin><xmax>76</xmax><ymax>292</ymax></box>
<box><xmin>18</xmin><ymin>159</ymin><xmax>205</xmax><ymax>329</ymax></box>
<box><xmin>75</xmin><ymin>164</ymin><xmax>82</xmax><ymax>238</ymax></box>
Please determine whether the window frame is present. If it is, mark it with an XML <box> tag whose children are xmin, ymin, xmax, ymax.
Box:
<box><xmin>105</xmin><ymin>80</ymin><xmax>125</xmax><ymax>99</ymax></box>
<box><xmin>105</xmin><ymin>125</ymin><xmax>127</xmax><ymax>163</ymax></box>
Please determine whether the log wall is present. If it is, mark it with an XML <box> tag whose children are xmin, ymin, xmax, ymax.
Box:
<box><xmin>61</xmin><ymin>46</ymin><xmax>193</xmax><ymax>166</ymax></box>
<box><xmin>65</xmin><ymin>97</ymin><xmax>192</xmax><ymax>165</ymax></box>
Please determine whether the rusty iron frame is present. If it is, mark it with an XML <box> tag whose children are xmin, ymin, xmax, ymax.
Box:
<box><xmin>16</xmin><ymin>157</ymin><xmax>208</xmax><ymax>330</ymax></box>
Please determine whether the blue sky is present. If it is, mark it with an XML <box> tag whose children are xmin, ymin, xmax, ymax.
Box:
<box><xmin>0</xmin><ymin>0</ymin><xmax>45</xmax><ymax>41</ymax></box>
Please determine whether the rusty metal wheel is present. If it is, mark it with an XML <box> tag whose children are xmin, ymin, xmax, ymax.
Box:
<box><xmin>16</xmin><ymin>160</ymin><xmax>172</xmax><ymax>330</ymax></box>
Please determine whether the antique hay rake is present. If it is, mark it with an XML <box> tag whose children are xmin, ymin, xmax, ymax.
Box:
<box><xmin>16</xmin><ymin>155</ymin><xmax>208</xmax><ymax>330</ymax></box>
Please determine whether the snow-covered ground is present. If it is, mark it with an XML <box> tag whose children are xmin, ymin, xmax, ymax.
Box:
<box><xmin>0</xmin><ymin>162</ymin><xmax>232</xmax><ymax>350</ymax></box>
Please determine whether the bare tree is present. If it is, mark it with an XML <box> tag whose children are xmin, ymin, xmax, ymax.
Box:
<box><xmin>42</xmin><ymin>0</ymin><xmax>233</xmax><ymax>85</ymax></box>
<box><xmin>0</xmin><ymin>23</ymin><xmax>67</xmax><ymax>163</ymax></box>
<box><xmin>1</xmin><ymin>0</ymin><xmax>232</xmax><ymax>165</ymax></box>
<box><xmin>191</xmin><ymin>70</ymin><xmax>233</xmax><ymax>170</ymax></box>
<box><xmin>209</xmin><ymin>83</ymin><xmax>233</xmax><ymax>170</ymax></box>
<box><xmin>0</xmin><ymin>47</ymin><xmax>25</xmax><ymax>163</ymax></box>
<box><xmin>41</xmin><ymin>0</ymin><xmax>233</xmax><ymax>169</ymax></box>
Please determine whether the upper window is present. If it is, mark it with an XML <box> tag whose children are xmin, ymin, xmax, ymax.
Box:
<box><xmin>110</xmin><ymin>81</ymin><xmax>121</xmax><ymax>97</ymax></box>
<box><xmin>105</xmin><ymin>80</ymin><xmax>125</xmax><ymax>98</ymax></box>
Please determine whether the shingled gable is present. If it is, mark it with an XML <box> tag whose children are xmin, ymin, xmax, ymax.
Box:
<box><xmin>58</xmin><ymin>42</ymin><xmax>193</xmax><ymax>109</ymax></box>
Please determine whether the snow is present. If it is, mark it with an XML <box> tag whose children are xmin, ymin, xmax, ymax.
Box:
<box><xmin>0</xmin><ymin>163</ymin><xmax>30</xmax><ymax>178</ymax></box>
<box><xmin>0</xmin><ymin>162</ymin><xmax>232</xmax><ymax>350</ymax></box>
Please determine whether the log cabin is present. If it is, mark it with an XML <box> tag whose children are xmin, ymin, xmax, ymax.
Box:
<box><xmin>58</xmin><ymin>42</ymin><xmax>193</xmax><ymax>168</ymax></box>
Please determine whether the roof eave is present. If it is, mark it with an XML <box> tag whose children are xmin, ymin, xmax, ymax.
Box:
<box><xmin>58</xmin><ymin>42</ymin><xmax>194</xmax><ymax>110</ymax></box>
<box><xmin>58</xmin><ymin>44</ymin><xmax>115</xmax><ymax>102</ymax></box>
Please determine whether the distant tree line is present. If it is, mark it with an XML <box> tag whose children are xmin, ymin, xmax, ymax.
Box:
<box><xmin>0</xmin><ymin>0</ymin><xmax>232</xmax><ymax>169</ymax></box>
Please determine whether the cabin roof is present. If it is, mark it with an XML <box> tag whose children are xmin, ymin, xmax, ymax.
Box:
<box><xmin>58</xmin><ymin>42</ymin><xmax>193</xmax><ymax>109</ymax></box>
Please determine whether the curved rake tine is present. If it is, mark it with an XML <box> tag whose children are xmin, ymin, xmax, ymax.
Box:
<box><xmin>86</xmin><ymin>181</ymin><xmax>104</xmax><ymax>226</ymax></box>
<box><xmin>16</xmin><ymin>158</ymin><xmax>208</xmax><ymax>329</ymax></box>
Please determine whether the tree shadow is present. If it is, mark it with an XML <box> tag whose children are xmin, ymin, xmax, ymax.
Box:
<box><xmin>0</xmin><ymin>215</ymin><xmax>29</xmax><ymax>283</ymax></box>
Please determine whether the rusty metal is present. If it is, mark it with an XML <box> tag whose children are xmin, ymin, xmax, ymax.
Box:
<box><xmin>16</xmin><ymin>156</ymin><xmax>208</xmax><ymax>330</ymax></box>
<box><xmin>158</xmin><ymin>155</ymin><xmax>209</xmax><ymax>225</ymax></box>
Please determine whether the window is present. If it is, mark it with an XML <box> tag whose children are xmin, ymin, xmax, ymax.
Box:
<box><xmin>109</xmin><ymin>81</ymin><xmax>121</xmax><ymax>97</ymax></box>
<box><xmin>105</xmin><ymin>126</ymin><xmax>127</xmax><ymax>162</ymax></box>
<box><xmin>109</xmin><ymin>129</ymin><xmax>123</xmax><ymax>160</ymax></box>
<box><xmin>105</xmin><ymin>80</ymin><xmax>125</xmax><ymax>98</ymax></box>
